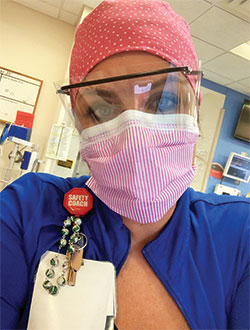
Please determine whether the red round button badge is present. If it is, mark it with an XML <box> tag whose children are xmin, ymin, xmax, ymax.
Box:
<box><xmin>63</xmin><ymin>188</ymin><xmax>93</xmax><ymax>216</ymax></box>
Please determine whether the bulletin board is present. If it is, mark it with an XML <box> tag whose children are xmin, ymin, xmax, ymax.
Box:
<box><xmin>0</xmin><ymin>67</ymin><xmax>43</xmax><ymax>123</ymax></box>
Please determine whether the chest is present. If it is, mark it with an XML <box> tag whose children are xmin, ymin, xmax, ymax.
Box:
<box><xmin>115</xmin><ymin>251</ymin><xmax>190</xmax><ymax>330</ymax></box>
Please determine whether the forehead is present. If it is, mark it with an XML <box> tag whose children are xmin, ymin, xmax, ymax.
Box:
<box><xmin>84</xmin><ymin>51</ymin><xmax>171</xmax><ymax>81</ymax></box>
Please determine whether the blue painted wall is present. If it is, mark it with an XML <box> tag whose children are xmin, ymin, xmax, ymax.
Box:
<box><xmin>201</xmin><ymin>78</ymin><xmax>250</xmax><ymax>197</ymax></box>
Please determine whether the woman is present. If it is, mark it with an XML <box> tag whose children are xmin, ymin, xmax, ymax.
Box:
<box><xmin>1</xmin><ymin>0</ymin><xmax>249</xmax><ymax>329</ymax></box>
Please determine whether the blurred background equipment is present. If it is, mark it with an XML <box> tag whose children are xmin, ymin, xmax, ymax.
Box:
<box><xmin>0</xmin><ymin>117</ymin><xmax>41</xmax><ymax>190</ymax></box>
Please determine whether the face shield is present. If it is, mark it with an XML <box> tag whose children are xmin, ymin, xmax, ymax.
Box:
<box><xmin>55</xmin><ymin>65</ymin><xmax>203</xmax><ymax>133</ymax></box>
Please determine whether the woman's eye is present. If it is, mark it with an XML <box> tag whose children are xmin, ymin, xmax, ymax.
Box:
<box><xmin>145</xmin><ymin>92</ymin><xmax>178</xmax><ymax>114</ymax></box>
<box><xmin>94</xmin><ymin>105</ymin><xmax>111</xmax><ymax>118</ymax></box>
<box><xmin>157</xmin><ymin>92</ymin><xmax>178</xmax><ymax>113</ymax></box>
<box><xmin>87</xmin><ymin>102</ymin><xmax>121</xmax><ymax>122</ymax></box>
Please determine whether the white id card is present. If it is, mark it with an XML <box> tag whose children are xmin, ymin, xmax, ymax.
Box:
<box><xmin>27</xmin><ymin>251</ymin><xmax>116</xmax><ymax>330</ymax></box>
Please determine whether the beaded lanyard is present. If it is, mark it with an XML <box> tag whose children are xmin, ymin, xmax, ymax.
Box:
<box><xmin>42</xmin><ymin>188</ymin><xmax>93</xmax><ymax>295</ymax></box>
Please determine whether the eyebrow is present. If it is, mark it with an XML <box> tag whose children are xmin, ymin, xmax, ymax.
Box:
<box><xmin>88</xmin><ymin>88</ymin><xmax>123</xmax><ymax>105</ymax></box>
<box><xmin>95</xmin><ymin>88</ymin><xmax>120</xmax><ymax>99</ymax></box>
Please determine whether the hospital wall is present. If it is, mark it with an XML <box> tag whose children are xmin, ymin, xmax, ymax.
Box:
<box><xmin>201</xmin><ymin>78</ymin><xmax>250</xmax><ymax>197</ymax></box>
<box><xmin>0</xmin><ymin>0</ymin><xmax>75</xmax><ymax>170</ymax></box>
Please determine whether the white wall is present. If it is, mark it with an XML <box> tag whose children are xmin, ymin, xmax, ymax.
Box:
<box><xmin>0</xmin><ymin>0</ymin><xmax>75</xmax><ymax>173</ymax></box>
<box><xmin>191</xmin><ymin>87</ymin><xmax>226</xmax><ymax>192</ymax></box>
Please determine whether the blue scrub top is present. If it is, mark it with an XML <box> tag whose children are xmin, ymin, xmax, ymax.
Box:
<box><xmin>0</xmin><ymin>172</ymin><xmax>249</xmax><ymax>329</ymax></box>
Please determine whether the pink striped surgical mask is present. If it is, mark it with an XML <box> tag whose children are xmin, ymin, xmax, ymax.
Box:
<box><xmin>80</xmin><ymin>110</ymin><xmax>199</xmax><ymax>224</ymax></box>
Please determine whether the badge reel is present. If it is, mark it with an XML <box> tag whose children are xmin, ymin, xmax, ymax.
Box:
<box><xmin>28</xmin><ymin>188</ymin><xmax>116</xmax><ymax>330</ymax></box>
<box><xmin>63</xmin><ymin>188</ymin><xmax>93</xmax><ymax>285</ymax></box>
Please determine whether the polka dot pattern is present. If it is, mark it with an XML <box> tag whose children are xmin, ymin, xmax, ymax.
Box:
<box><xmin>70</xmin><ymin>0</ymin><xmax>198</xmax><ymax>103</ymax></box>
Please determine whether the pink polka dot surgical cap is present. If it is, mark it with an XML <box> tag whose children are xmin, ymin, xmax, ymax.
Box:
<box><xmin>70</xmin><ymin>0</ymin><xmax>199</xmax><ymax>98</ymax></box>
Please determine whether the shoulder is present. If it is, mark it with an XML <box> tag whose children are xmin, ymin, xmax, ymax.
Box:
<box><xmin>186</xmin><ymin>188</ymin><xmax>249</xmax><ymax>230</ymax></box>
<box><xmin>185</xmin><ymin>188</ymin><xmax>249</xmax><ymax>280</ymax></box>
<box><xmin>185</xmin><ymin>188</ymin><xmax>249</xmax><ymax>249</ymax></box>
<box><xmin>0</xmin><ymin>172</ymin><xmax>93</xmax><ymax>267</ymax></box>
<box><xmin>1</xmin><ymin>172</ymin><xmax>90</xmax><ymax>197</ymax></box>
<box><xmin>187</xmin><ymin>189</ymin><xmax>249</xmax><ymax>320</ymax></box>
<box><xmin>6</xmin><ymin>171</ymin><xmax>90</xmax><ymax>190</ymax></box>
<box><xmin>0</xmin><ymin>173</ymin><xmax>91</xmax><ymax>227</ymax></box>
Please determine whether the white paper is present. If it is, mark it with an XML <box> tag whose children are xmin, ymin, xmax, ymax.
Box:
<box><xmin>46</xmin><ymin>125</ymin><xmax>62</xmax><ymax>159</ymax></box>
<box><xmin>46</xmin><ymin>125</ymin><xmax>74</xmax><ymax>161</ymax></box>
<box><xmin>28</xmin><ymin>251</ymin><xmax>116</xmax><ymax>330</ymax></box>
<box><xmin>56</xmin><ymin>127</ymin><xmax>74</xmax><ymax>160</ymax></box>
<box><xmin>0</xmin><ymin>68</ymin><xmax>41</xmax><ymax>123</ymax></box>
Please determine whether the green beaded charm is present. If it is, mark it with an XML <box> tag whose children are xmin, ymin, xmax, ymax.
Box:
<box><xmin>70</xmin><ymin>233</ymin><xmax>78</xmax><ymax>243</ymax></box>
<box><xmin>50</xmin><ymin>257</ymin><xmax>59</xmax><ymax>267</ymax></box>
<box><xmin>64</xmin><ymin>218</ymin><xmax>71</xmax><ymax>227</ymax></box>
<box><xmin>74</xmin><ymin>218</ymin><xmax>82</xmax><ymax>226</ymax></box>
<box><xmin>45</xmin><ymin>268</ymin><xmax>55</xmax><ymax>278</ymax></box>
<box><xmin>61</xmin><ymin>228</ymin><xmax>69</xmax><ymax>236</ymax></box>
<box><xmin>43</xmin><ymin>280</ymin><xmax>52</xmax><ymax>289</ymax></box>
<box><xmin>49</xmin><ymin>286</ymin><xmax>58</xmax><ymax>295</ymax></box>
<box><xmin>59</xmin><ymin>238</ymin><xmax>67</xmax><ymax>247</ymax></box>
<box><xmin>67</xmin><ymin>244</ymin><xmax>75</xmax><ymax>254</ymax></box>
<box><xmin>42</xmin><ymin>211</ymin><xmax>86</xmax><ymax>295</ymax></box>
<box><xmin>57</xmin><ymin>276</ymin><xmax>66</xmax><ymax>286</ymax></box>
<box><xmin>72</xmin><ymin>225</ymin><xmax>80</xmax><ymax>233</ymax></box>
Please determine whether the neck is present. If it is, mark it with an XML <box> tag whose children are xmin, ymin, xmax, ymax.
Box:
<box><xmin>122</xmin><ymin>204</ymin><xmax>176</xmax><ymax>250</ymax></box>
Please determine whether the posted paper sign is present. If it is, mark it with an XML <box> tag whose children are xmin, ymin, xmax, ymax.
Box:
<box><xmin>46</xmin><ymin>125</ymin><xmax>73</xmax><ymax>160</ymax></box>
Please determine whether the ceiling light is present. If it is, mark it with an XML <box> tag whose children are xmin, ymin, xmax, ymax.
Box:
<box><xmin>230</xmin><ymin>41</ymin><xmax>250</xmax><ymax>61</ymax></box>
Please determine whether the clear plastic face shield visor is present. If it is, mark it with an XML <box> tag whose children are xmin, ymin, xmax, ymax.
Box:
<box><xmin>56</xmin><ymin>64</ymin><xmax>203</xmax><ymax>132</ymax></box>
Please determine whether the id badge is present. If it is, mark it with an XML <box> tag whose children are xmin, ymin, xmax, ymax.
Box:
<box><xmin>28</xmin><ymin>251</ymin><xmax>116</xmax><ymax>330</ymax></box>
